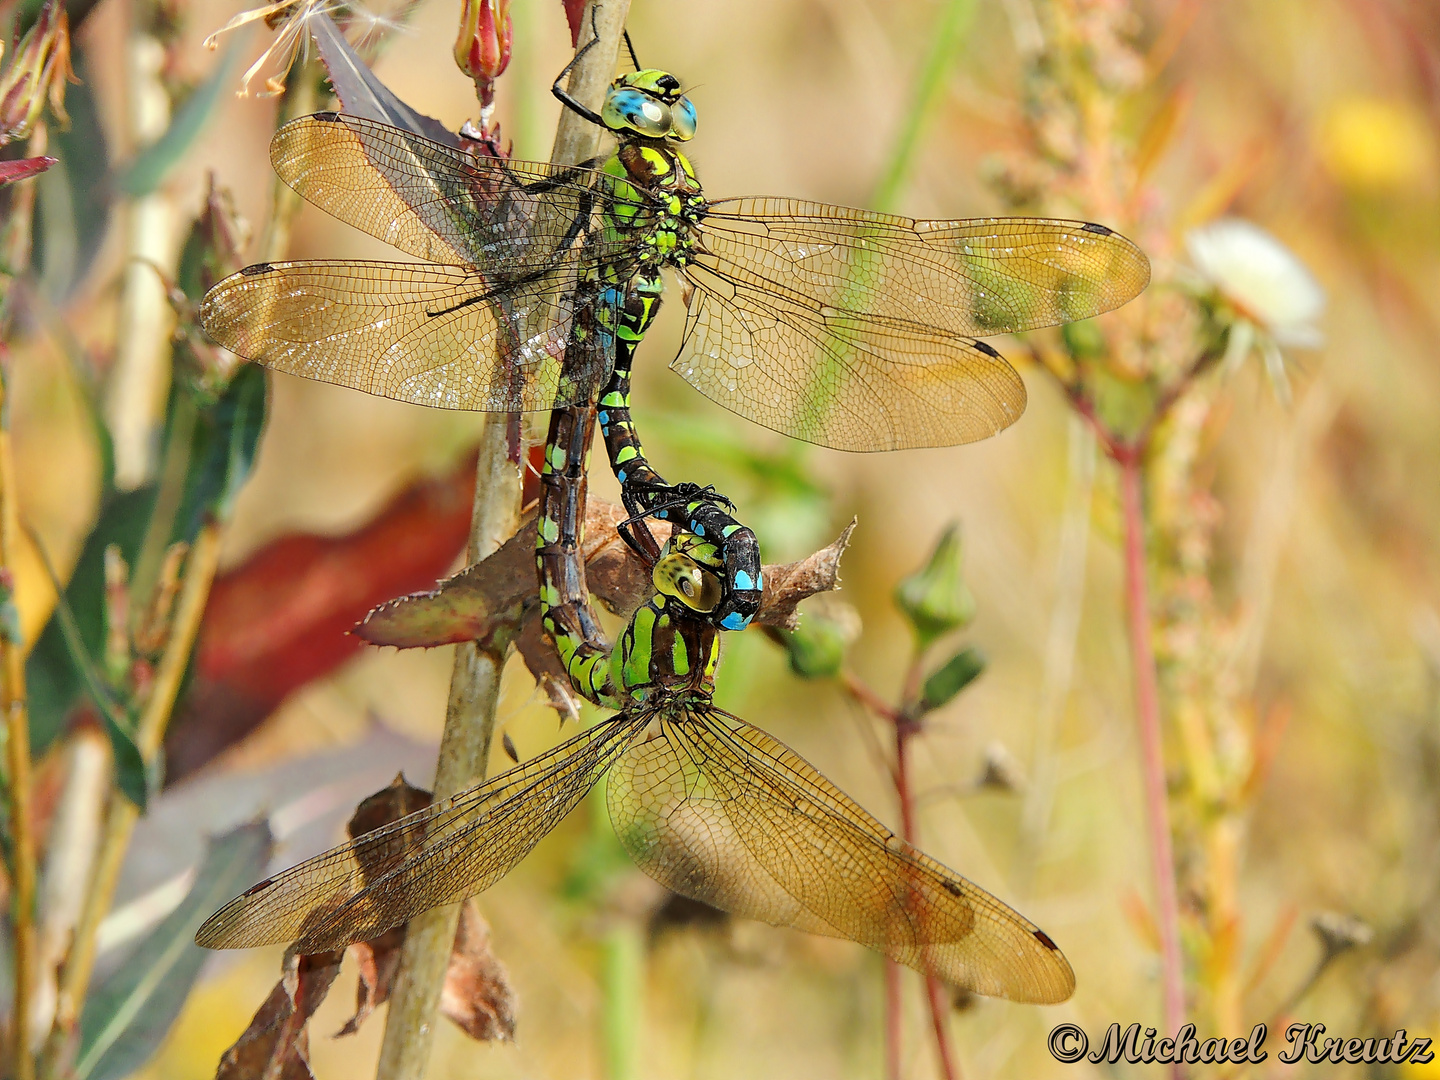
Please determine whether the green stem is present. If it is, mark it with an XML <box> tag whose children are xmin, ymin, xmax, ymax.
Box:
<box><xmin>601</xmin><ymin>921</ymin><xmax>643</xmax><ymax>1080</ymax></box>
<box><xmin>871</xmin><ymin>0</ymin><xmax>975</xmax><ymax>214</ymax></box>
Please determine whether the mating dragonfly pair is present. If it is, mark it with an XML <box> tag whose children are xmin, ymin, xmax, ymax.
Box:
<box><xmin>195</xmin><ymin>27</ymin><xmax>1149</xmax><ymax>1006</ymax></box>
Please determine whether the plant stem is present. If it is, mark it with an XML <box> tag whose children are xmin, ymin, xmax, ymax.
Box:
<box><xmin>1116</xmin><ymin>451</ymin><xmax>1185</xmax><ymax>1039</ymax></box>
<box><xmin>373</xmin><ymin>423</ymin><xmax>516</xmax><ymax>1080</ymax></box>
<box><xmin>1</xmin><ymin>120</ymin><xmax>48</xmax><ymax>1080</ymax></box>
<box><xmin>107</xmin><ymin>14</ymin><xmax>180</xmax><ymax>490</ymax></box>
<box><xmin>41</xmin><ymin>524</ymin><xmax>222</xmax><ymax>1077</ymax></box>
<box><xmin>2</xmin><ymin>373</ymin><xmax>37</xmax><ymax>1080</ymax></box>
<box><xmin>883</xmin><ymin>958</ymin><xmax>902</xmax><ymax>1080</ymax></box>
<box><xmin>259</xmin><ymin>75</ymin><xmax>319</xmax><ymax>264</ymax></box>
<box><xmin>372</xmin><ymin>7</ymin><xmax>628</xmax><ymax>1076</ymax></box>
<box><xmin>892</xmin><ymin>715</ymin><xmax>959</xmax><ymax>1080</ymax></box>
<box><xmin>601</xmin><ymin>921</ymin><xmax>643</xmax><ymax>1080</ymax></box>
<box><xmin>871</xmin><ymin>0</ymin><xmax>976</xmax><ymax>213</ymax></box>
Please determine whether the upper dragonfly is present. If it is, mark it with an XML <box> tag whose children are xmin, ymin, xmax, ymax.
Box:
<box><xmin>199</xmin><ymin>50</ymin><xmax>1150</xmax><ymax>455</ymax></box>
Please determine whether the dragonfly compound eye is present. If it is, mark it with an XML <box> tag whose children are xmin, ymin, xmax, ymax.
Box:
<box><xmin>669</xmin><ymin>97</ymin><xmax>697</xmax><ymax>141</ymax></box>
<box><xmin>603</xmin><ymin>87</ymin><xmax>672</xmax><ymax>138</ymax></box>
<box><xmin>653</xmin><ymin>552</ymin><xmax>723</xmax><ymax>613</ymax></box>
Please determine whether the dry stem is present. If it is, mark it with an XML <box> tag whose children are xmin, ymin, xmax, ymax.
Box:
<box><xmin>2</xmin><ymin>371</ymin><xmax>37</xmax><ymax>1080</ymax></box>
<box><xmin>1</xmin><ymin>120</ymin><xmax>48</xmax><ymax>1080</ymax></box>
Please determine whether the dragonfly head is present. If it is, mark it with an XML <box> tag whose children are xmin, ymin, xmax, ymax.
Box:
<box><xmin>603</xmin><ymin>69</ymin><xmax>697</xmax><ymax>142</ymax></box>
<box><xmin>652</xmin><ymin>532</ymin><xmax>723</xmax><ymax>614</ymax></box>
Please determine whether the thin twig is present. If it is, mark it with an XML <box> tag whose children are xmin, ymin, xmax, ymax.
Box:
<box><xmin>1050</xmin><ymin>351</ymin><xmax>1225</xmax><ymax>1058</ymax></box>
<box><xmin>850</xmin><ymin>651</ymin><xmax>960</xmax><ymax>1080</ymax></box>
<box><xmin>1117</xmin><ymin>454</ymin><xmax>1186</xmax><ymax>1042</ymax></box>
<box><xmin>2</xmin><ymin>369</ymin><xmax>38</xmax><ymax>1080</ymax></box>
<box><xmin>0</xmin><ymin>120</ymin><xmax>48</xmax><ymax>1080</ymax></box>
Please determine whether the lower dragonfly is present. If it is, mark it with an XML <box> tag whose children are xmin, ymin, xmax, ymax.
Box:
<box><xmin>196</xmin><ymin>388</ymin><xmax>1078</xmax><ymax>1006</ymax></box>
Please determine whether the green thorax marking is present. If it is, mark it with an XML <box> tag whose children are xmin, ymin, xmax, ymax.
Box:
<box><xmin>601</xmin><ymin>142</ymin><xmax>705</xmax><ymax>273</ymax></box>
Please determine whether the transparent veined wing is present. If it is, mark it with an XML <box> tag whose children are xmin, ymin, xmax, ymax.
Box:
<box><xmin>675</xmin><ymin>267</ymin><xmax>1027</xmax><ymax>451</ymax></box>
<box><xmin>678</xmin><ymin>201</ymin><xmax>1150</xmax><ymax>450</ymax></box>
<box><xmin>607</xmin><ymin>706</ymin><xmax>1076</xmax><ymax>1004</ymax></box>
<box><xmin>269</xmin><ymin>112</ymin><xmax>640</xmax><ymax>273</ymax></box>
<box><xmin>196</xmin><ymin>716</ymin><xmax>643</xmax><ymax>953</ymax></box>
<box><xmin>199</xmin><ymin>261</ymin><xmax>619</xmax><ymax>413</ymax></box>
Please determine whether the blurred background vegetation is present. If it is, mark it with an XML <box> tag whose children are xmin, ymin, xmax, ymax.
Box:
<box><xmin>3</xmin><ymin>0</ymin><xmax>1440</xmax><ymax>1077</ymax></box>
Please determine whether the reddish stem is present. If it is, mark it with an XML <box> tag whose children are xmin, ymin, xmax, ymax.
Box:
<box><xmin>884</xmin><ymin>959</ymin><xmax>902</xmax><ymax>1080</ymax></box>
<box><xmin>1117</xmin><ymin>450</ymin><xmax>1186</xmax><ymax>1041</ymax></box>
<box><xmin>895</xmin><ymin>717</ymin><xmax>960</xmax><ymax>1080</ymax></box>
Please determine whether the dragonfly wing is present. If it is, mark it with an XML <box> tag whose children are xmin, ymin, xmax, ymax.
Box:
<box><xmin>197</xmin><ymin>716</ymin><xmax>643</xmax><ymax>953</ymax></box>
<box><xmin>200</xmin><ymin>261</ymin><xmax>616</xmax><ymax>412</ymax></box>
<box><xmin>607</xmin><ymin>707</ymin><xmax>1075</xmax><ymax>1004</ymax></box>
<box><xmin>676</xmin><ymin>202</ymin><xmax>1150</xmax><ymax>450</ymax></box>
<box><xmin>674</xmin><ymin>261</ymin><xmax>1027</xmax><ymax>450</ymax></box>
<box><xmin>271</xmin><ymin>113</ymin><xmax>633</xmax><ymax>272</ymax></box>
<box><xmin>698</xmin><ymin>200</ymin><xmax>1150</xmax><ymax>336</ymax></box>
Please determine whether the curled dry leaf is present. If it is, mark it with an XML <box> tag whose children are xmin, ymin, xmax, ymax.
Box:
<box><xmin>754</xmin><ymin>519</ymin><xmax>855</xmax><ymax>631</ymax></box>
<box><xmin>357</xmin><ymin>500</ymin><xmax>854</xmax><ymax>665</ymax></box>
<box><xmin>215</xmin><ymin>949</ymin><xmax>343</xmax><ymax>1080</ymax></box>
<box><xmin>217</xmin><ymin>775</ymin><xmax>516</xmax><ymax>1072</ymax></box>
<box><xmin>335</xmin><ymin>776</ymin><xmax>516</xmax><ymax>1042</ymax></box>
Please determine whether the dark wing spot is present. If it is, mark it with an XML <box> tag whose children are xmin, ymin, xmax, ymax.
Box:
<box><xmin>973</xmin><ymin>340</ymin><xmax>1003</xmax><ymax>359</ymax></box>
<box><xmin>241</xmin><ymin>263</ymin><xmax>275</xmax><ymax>276</ymax></box>
<box><xmin>314</xmin><ymin>110</ymin><xmax>342</xmax><ymax>123</ymax></box>
<box><xmin>1080</xmin><ymin>221</ymin><xmax>1113</xmax><ymax>235</ymax></box>
<box><xmin>242</xmin><ymin>877</ymin><xmax>275</xmax><ymax>897</ymax></box>
<box><xmin>1033</xmin><ymin>929</ymin><xmax>1060</xmax><ymax>950</ymax></box>
<box><xmin>942</xmin><ymin>880</ymin><xmax>963</xmax><ymax>897</ymax></box>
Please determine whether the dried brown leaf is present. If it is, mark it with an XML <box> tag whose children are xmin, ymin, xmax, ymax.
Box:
<box><xmin>214</xmin><ymin>949</ymin><xmax>343</xmax><ymax>1080</ymax></box>
<box><xmin>359</xmin><ymin>501</ymin><xmax>854</xmax><ymax>653</ymax></box>
<box><xmin>754</xmin><ymin>519</ymin><xmax>856</xmax><ymax>631</ymax></box>
<box><xmin>331</xmin><ymin>777</ymin><xmax>517</xmax><ymax>1042</ymax></box>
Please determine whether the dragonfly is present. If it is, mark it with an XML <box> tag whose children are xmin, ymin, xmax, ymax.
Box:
<box><xmin>197</xmin><ymin>394</ymin><xmax>1078</xmax><ymax>1005</ymax></box>
<box><xmin>198</xmin><ymin>33</ymin><xmax>1151</xmax><ymax>629</ymax></box>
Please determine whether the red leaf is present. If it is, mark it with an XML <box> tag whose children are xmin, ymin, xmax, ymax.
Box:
<box><xmin>164</xmin><ymin>458</ymin><xmax>476</xmax><ymax>782</ymax></box>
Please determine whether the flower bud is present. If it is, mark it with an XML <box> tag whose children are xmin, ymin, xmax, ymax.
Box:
<box><xmin>773</xmin><ymin>602</ymin><xmax>860</xmax><ymax>680</ymax></box>
<box><xmin>894</xmin><ymin>524</ymin><xmax>975</xmax><ymax>647</ymax></box>
<box><xmin>0</xmin><ymin>0</ymin><xmax>76</xmax><ymax>144</ymax></box>
<box><xmin>454</xmin><ymin>0</ymin><xmax>511</xmax><ymax>105</ymax></box>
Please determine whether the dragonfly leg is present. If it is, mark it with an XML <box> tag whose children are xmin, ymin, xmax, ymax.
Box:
<box><xmin>551</xmin><ymin>5</ymin><xmax>606</xmax><ymax>128</ymax></box>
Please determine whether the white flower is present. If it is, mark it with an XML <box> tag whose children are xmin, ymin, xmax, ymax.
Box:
<box><xmin>1185</xmin><ymin>218</ymin><xmax>1325</xmax><ymax>405</ymax></box>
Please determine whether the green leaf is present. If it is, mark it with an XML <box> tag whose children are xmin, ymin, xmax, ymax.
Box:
<box><xmin>919</xmin><ymin>647</ymin><xmax>986</xmax><ymax>714</ymax></box>
<box><xmin>27</xmin><ymin>488</ymin><xmax>155</xmax><ymax>756</ymax></box>
<box><xmin>26</xmin><ymin>531</ymin><xmax>151</xmax><ymax>808</ymax></box>
<box><xmin>116</xmin><ymin>48</ymin><xmax>240</xmax><ymax>199</ymax></box>
<box><xmin>75</xmin><ymin>822</ymin><xmax>274</xmax><ymax>1080</ymax></box>
<box><xmin>175</xmin><ymin>363</ymin><xmax>268</xmax><ymax>533</ymax></box>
